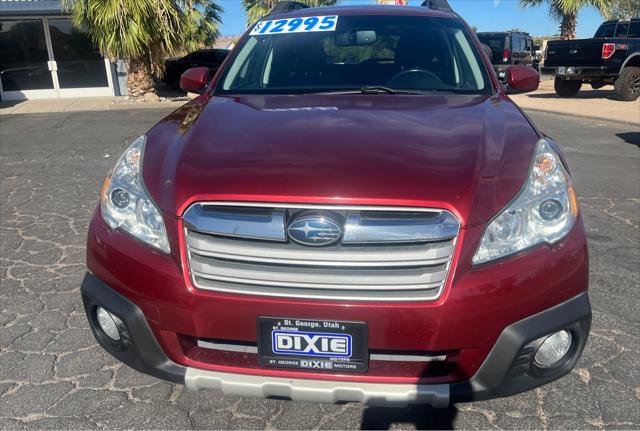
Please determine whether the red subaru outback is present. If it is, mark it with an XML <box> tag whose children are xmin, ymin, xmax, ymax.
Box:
<box><xmin>82</xmin><ymin>1</ymin><xmax>591</xmax><ymax>406</ymax></box>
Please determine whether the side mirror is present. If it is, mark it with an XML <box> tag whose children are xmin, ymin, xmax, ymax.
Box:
<box><xmin>504</xmin><ymin>64</ymin><xmax>539</xmax><ymax>94</ymax></box>
<box><xmin>180</xmin><ymin>67</ymin><xmax>210</xmax><ymax>94</ymax></box>
<box><xmin>533</xmin><ymin>44</ymin><xmax>541</xmax><ymax>51</ymax></box>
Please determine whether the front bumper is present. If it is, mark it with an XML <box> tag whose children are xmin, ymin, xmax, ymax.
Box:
<box><xmin>81</xmin><ymin>272</ymin><xmax>591</xmax><ymax>406</ymax></box>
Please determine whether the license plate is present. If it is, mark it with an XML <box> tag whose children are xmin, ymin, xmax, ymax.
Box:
<box><xmin>257</xmin><ymin>317</ymin><xmax>368</xmax><ymax>373</ymax></box>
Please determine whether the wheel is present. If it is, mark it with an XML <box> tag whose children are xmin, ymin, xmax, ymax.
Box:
<box><xmin>554</xmin><ymin>77</ymin><xmax>582</xmax><ymax>98</ymax></box>
<box><xmin>614</xmin><ymin>67</ymin><xmax>640</xmax><ymax>102</ymax></box>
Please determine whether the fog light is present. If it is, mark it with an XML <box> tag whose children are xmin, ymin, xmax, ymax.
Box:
<box><xmin>534</xmin><ymin>330</ymin><xmax>572</xmax><ymax>368</ymax></box>
<box><xmin>96</xmin><ymin>307</ymin><xmax>123</xmax><ymax>341</ymax></box>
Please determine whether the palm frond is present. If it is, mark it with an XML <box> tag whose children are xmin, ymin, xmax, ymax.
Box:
<box><xmin>519</xmin><ymin>0</ymin><xmax>612</xmax><ymax>39</ymax></box>
<box><xmin>62</xmin><ymin>0</ymin><xmax>223</xmax><ymax>75</ymax></box>
<box><xmin>242</xmin><ymin>0</ymin><xmax>337</xmax><ymax>26</ymax></box>
<box><xmin>520</xmin><ymin>0</ymin><xmax>611</xmax><ymax>19</ymax></box>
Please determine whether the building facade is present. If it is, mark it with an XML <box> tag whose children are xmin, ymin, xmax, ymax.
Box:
<box><xmin>0</xmin><ymin>0</ymin><xmax>124</xmax><ymax>100</ymax></box>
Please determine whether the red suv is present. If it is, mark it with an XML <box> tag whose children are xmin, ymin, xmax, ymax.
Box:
<box><xmin>82</xmin><ymin>1</ymin><xmax>591</xmax><ymax>407</ymax></box>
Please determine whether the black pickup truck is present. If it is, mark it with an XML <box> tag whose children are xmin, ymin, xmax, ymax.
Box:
<box><xmin>545</xmin><ymin>18</ymin><xmax>640</xmax><ymax>101</ymax></box>
<box><xmin>477</xmin><ymin>31</ymin><xmax>539</xmax><ymax>76</ymax></box>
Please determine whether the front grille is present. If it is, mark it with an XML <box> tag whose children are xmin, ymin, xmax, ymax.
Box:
<box><xmin>177</xmin><ymin>335</ymin><xmax>460</xmax><ymax>379</ymax></box>
<box><xmin>183</xmin><ymin>203</ymin><xmax>460</xmax><ymax>301</ymax></box>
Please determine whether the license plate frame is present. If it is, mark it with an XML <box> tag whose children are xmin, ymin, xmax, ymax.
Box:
<box><xmin>257</xmin><ymin>317</ymin><xmax>368</xmax><ymax>373</ymax></box>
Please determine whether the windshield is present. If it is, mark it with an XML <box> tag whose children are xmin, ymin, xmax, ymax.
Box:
<box><xmin>216</xmin><ymin>15</ymin><xmax>490</xmax><ymax>95</ymax></box>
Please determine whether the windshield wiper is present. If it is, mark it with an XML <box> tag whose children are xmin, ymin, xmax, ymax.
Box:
<box><xmin>360</xmin><ymin>86</ymin><xmax>422</xmax><ymax>95</ymax></box>
<box><xmin>309</xmin><ymin>87</ymin><xmax>443</xmax><ymax>95</ymax></box>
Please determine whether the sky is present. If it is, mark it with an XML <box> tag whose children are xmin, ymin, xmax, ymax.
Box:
<box><xmin>216</xmin><ymin>0</ymin><xmax>606</xmax><ymax>38</ymax></box>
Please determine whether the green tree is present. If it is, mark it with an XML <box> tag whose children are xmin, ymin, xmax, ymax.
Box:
<box><xmin>519</xmin><ymin>0</ymin><xmax>611</xmax><ymax>40</ymax></box>
<box><xmin>242</xmin><ymin>0</ymin><xmax>337</xmax><ymax>26</ymax></box>
<box><xmin>608</xmin><ymin>0</ymin><xmax>640</xmax><ymax>19</ymax></box>
<box><xmin>63</xmin><ymin>0</ymin><xmax>222</xmax><ymax>96</ymax></box>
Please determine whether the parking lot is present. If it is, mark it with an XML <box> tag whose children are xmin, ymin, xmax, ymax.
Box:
<box><xmin>0</xmin><ymin>107</ymin><xmax>638</xmax><ymax>430</ymax></box>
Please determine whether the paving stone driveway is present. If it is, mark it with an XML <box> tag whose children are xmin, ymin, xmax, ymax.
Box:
<box><xmin>1</xmin><ymin>109</ymin><xmax>638</xmax><ymax>430</ymax></box>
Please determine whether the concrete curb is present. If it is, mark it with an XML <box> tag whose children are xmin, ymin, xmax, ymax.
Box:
<box><xmin>0</xmin><ymin>97</ymin><xmax>186</xmax><ymax>116</ymax></box>
<box><xmin>521</xmin><ymin>107</ymin><xmax>640</xmax><ymax>127</ymax></box>
<box><xmin>2</xmin><ymin>94</ymin><xmax>637</xmax><ymax>127</ymax></box>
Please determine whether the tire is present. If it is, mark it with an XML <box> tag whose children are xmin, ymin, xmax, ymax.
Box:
<box><xmin>614</xmin><ymin>67</ymin><xmax>640</xmax><ymax>102</ymax></box>
<box><xmin>554</xmin><ymin>77</ymin><xmax>582</xmax><ymax>98</ymax></box>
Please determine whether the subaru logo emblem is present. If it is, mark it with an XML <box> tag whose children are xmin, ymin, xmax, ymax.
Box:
<box><xmin>287</xmin><ymin>215</ymin><xmax>342</xmax><ymax>246</ymax></box>
<box><xmin>569</xmin><ymin>49</ymin><xmax>578</xmax><ymax>54</ymax></box>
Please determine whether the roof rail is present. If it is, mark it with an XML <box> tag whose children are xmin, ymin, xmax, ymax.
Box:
<box><xmin>421</xmin><ymin>0</ymin><xmax>454</xmax><ymax>13</ymax></box>
<box><xmin>269</xmin><ymin>1</ymin><xmax>310</xmax><ymax>15</ymax></box>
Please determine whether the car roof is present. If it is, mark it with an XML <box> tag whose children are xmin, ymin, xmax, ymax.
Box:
<box><xmin>601</xmin><ymin>18</ymin><xmax>640</xmax><ymax>24</ymax></box>
<box><xmin>477</xmin><ymin>31</ymin><xmax>531</xmax><ymax>36</ymax></box>
<box><xmin>266</xmin><ymin>4</ymin><xmax>458</xmax><ymax>21</ymax></box>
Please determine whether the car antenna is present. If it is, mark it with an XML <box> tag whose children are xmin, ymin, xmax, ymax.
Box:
<box><xmin>269</xmin><ymin>1</ymin><xmax>310</xmax><ymax>15</ymax></box>
<box><xmin>421</xmin><ymin>0</ymin><xmax>454</xmax><ymax>13</ymax></box>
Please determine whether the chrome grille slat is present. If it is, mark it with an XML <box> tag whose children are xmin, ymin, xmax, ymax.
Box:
<box><xmin>187</xmin><ymin>231</ymin><xmax>455</xmax><ymax>268</ymax></box>
<box><xmin>194</xmin><ymin>339</ymin><xmax>448</xmax><ymax>362</ymax></box>
<box><xmin>183</xmin><ymin>203</ymin><xmax>459</xmax><ymax>302</ymax></box>
<box><xmin>343</xmin><ymin>211</ymin><xmax>459</xmax><ymax>244</ymax></box>
<box><xmin>189</xmin><ymin>254</ymin><xmax>447</xmax><ymax>290</ymax></box>
<box><xmin>192</xmin><ymin>277</ymin><xmax>447</xmax><ymax>301</ymax></box>
<box><xmin>184</xmin><ymin>205</ymin><xmax>286</xmax><ymax>241</ymax></box>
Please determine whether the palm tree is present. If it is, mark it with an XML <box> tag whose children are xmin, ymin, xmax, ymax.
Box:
<box><xmin>608</xmin><ymin>0</ymin><xmax>640</xmax><ymax>19</ymax></box>
<box><xmin>63</xmin><ymin>0</ymin><xmax>222</xmax><ymax>97</ymax></box>
<box><xmin>520</xmin><ymin>0</ymin><xmax>611</xmax><ymax>40</ymax></box>
<box><xmin>242</xmin><ymin>0</ymin><xmax>337</xmax><ymax>26</ymax></box>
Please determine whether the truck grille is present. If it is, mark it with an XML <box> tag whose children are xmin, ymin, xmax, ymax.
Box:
<box><xmin>183</xmin><ymin>203</ymin><xmax>460</xmax><ymax>302</ymax></box>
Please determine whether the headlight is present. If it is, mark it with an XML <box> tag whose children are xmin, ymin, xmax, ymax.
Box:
<box><xmin>472</xmin><ymin>139</ymin><xmax>578</xmax><ymax>265</ymax></box>
<box><xmin>100</xmin><ymin>136</ymin><xmax>170</xmax><ymax>253</ymax></box>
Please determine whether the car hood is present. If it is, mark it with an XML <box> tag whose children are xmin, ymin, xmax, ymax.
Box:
<box><xmin>143</xmin><ymin>93</ymin><xmax>539</xmax><ymax>226</ymax></box>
